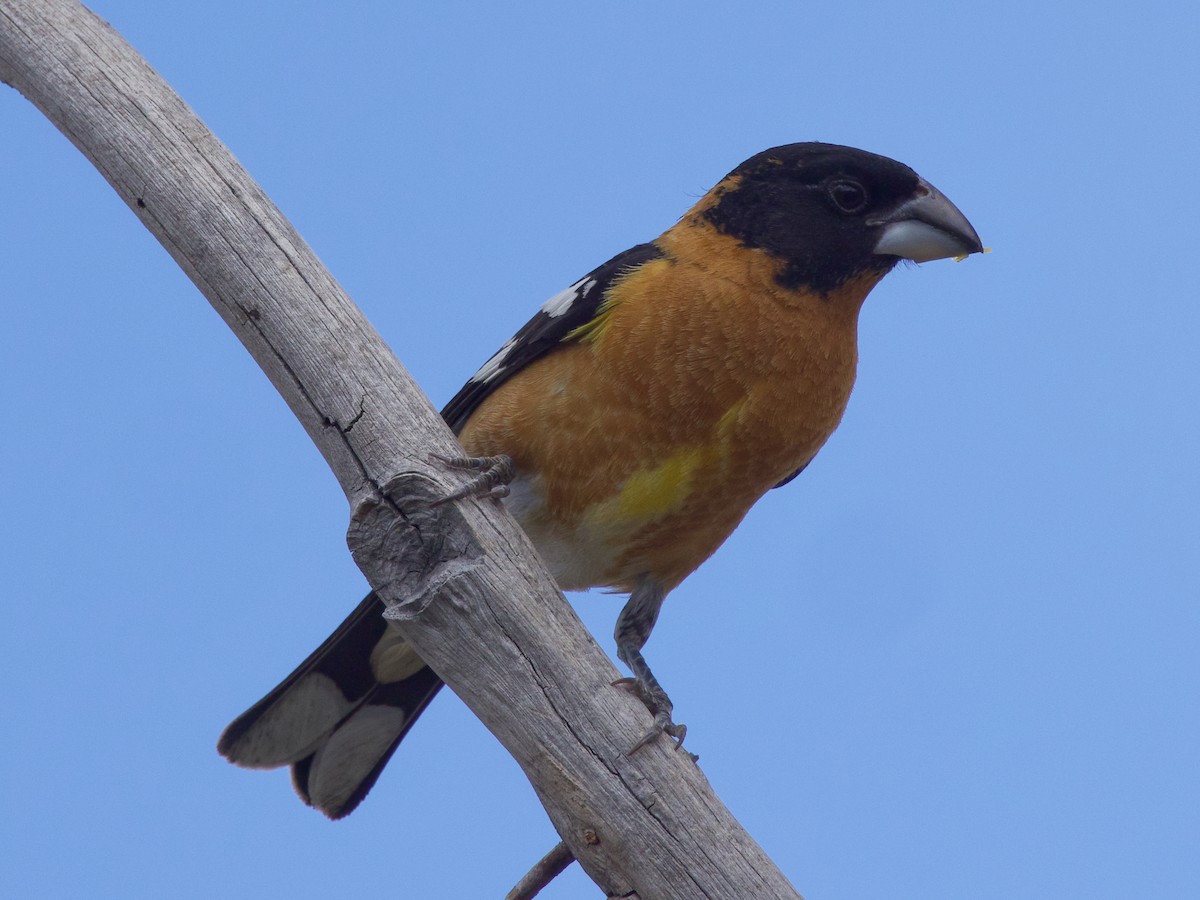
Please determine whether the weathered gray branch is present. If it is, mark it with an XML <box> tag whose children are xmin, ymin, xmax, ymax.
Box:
<box><xmin>0</xmin><ymin>2</ymin><xmax>803</xmax><ymax>897</ymax></box>
<box><xmin>507</xmin><ymin>840</ymin><xmax>578</xmax><ymax>900</ymax></box>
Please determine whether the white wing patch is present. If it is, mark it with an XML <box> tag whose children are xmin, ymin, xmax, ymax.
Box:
<box><xmin>541</xmin><ymin>276</ymin><xmax>596</xmax><ymax>317</ymax></box>
<box><xmin>468</xmin><ymin>337</ymin><xmax>517</xmax><ymax>384</ymax></box>
<box><xmin>466</xmin><ymin>276</ymin><xmax>599</xmax><ymax>386</ymax></box>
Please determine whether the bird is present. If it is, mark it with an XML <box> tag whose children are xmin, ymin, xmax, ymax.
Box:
<box><xmin>217</xmin><ymin>141</ymin><xmax>984</xmax><ymax>819</ymax></box>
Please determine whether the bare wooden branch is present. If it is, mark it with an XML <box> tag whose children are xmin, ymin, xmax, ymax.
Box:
<box><xmin>0</xmin><ymin>2</ymin><xmax>804</xmax><ymax>897</ymax></box>
<box><xmin>506</xmin><ymin>840</ymin><xmax>577</xmax><ymax>900</ymax></box>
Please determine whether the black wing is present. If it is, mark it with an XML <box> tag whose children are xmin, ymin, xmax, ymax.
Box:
<box><xmin>440</xmin><ymin>242</ymin><xmax>665</xmax><ymax>433</ymax></box>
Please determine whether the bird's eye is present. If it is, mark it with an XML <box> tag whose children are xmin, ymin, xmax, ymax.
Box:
<box><xmin>827</xmin><ymin>179</ymin><xmax>869</xmax><ymax>214</ymax></box>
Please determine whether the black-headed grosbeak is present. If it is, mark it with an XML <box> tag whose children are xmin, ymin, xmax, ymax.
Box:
<box><xmin>218</xmin><ymin>142</ymin><xmax>983</xmax><ymax>818</ymax></box>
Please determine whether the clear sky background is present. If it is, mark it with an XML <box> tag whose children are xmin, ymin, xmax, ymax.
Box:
<box><xmin>3</xmin><ymin>2</ymin><xmax>1197</xmax><ymax>898</ymax></box>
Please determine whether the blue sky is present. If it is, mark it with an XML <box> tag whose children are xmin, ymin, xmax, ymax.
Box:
<box><xmin>3</xmin><ymin>1</ymin><xmax>1197</xmax><ymax>897</ymax></box>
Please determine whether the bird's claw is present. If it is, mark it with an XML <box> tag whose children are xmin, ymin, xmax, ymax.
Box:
<box><xmin>613</xmin><ymin>677</ymin><xmax>698</xmax><ymax>762</ymax></box>
<box><xmin>428</xmin><ymin>453</ymin><xmax>514</xmax><ymax>507</ymax></box>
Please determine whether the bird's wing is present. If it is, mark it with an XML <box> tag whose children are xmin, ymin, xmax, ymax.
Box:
<box><xmin>440</xmin><ymin>242</ymin><xmax>665</xmax><ymax>432</ymax></box>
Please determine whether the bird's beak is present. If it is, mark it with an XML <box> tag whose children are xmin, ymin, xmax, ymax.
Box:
<box><xmin>871</xmin><ymin>178</ymin><xmax>983</xmax><ymax>263</ymax></box>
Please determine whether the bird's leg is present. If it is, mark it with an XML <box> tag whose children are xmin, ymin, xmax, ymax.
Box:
<box><xmin>614</xmin><ymin>578</ymin><xmax>695</xmax><ymax>759</ymax></box>
<box><xmin>428</xmin><ymin>453</ymin><xmax>515</xmax><ymax>506</ymax></box>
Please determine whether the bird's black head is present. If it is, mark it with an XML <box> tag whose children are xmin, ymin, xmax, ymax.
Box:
<box><xmin>701</xmin><ymin>142</ymin><xmax>982</xmax><ymax>294</ymax></box>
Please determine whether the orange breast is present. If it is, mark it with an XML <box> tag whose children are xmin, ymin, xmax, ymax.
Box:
<box><xmin>458</xmin><ymin>223</ymin><xmax>885</xmax><ymax>592</ymax></box>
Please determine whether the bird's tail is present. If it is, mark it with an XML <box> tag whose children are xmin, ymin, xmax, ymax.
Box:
<box><xmin>217</xmin><ymin>593</ymin><xmax>443</xmax><ymax>819</ymax></box>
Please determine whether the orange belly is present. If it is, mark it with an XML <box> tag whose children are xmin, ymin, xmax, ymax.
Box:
<box><xmin>458</xmin><ymin>240</ymin><xmax>881</xmax><ymax>592</ymax></box>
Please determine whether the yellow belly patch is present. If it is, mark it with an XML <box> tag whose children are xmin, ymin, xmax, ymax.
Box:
<box><xmin>588</xmin><ymin>395</ymin><xmax>750</xmax><ymax>530</ymax></box>
<box><xmin>592</xmin><ymin>444</ymin><xmax>707</xmax><ymax>527</ymax></box>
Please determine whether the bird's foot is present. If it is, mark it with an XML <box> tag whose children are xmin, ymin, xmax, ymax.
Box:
<box><xmin>428</xmin><ymin>453</ymin><xmax>514</xmax><ymax>507</ymax></box>
<box><xmin>613</xmin><ymin>676</ymin><xmax>698</xmax><ymax>762</ymax></box>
